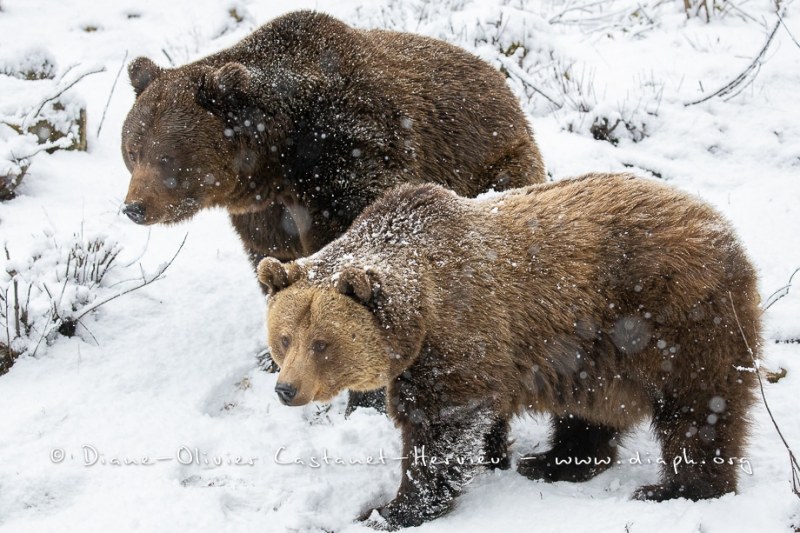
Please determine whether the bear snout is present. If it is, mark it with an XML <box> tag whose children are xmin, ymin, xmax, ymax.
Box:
<box><xmin>122</xmin><ymin>202</ymin><xmax>147</xmax><ymax>224</ymax></box>
<box><xmin>275</xmin><ymin>382</ymin><xmax>298</xmax><ymax>405</ymax></box>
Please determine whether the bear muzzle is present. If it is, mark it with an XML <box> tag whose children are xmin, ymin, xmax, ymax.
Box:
<box><xmin>275</xmin><ymin>381</ymin><xmax>299</xmax><ymax>405</ymax></box>
<box><xmin>122</xmin><ymin>202</ymin><xmax>148</xmax><ymax>224</ymax></box>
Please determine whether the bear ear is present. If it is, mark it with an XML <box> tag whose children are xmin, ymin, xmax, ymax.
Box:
<box><xmin>128</xmin><ymin>57</ymin><xmax>163</xmax><ymax>97</ymax></box>
<box><xmin>257</xmin><ymin>257</ymin><xmax>304</xmax><ymax>296</ymax></box>
<box><xmin>196</xmin><ymin>62</ymin><xmax>250</xmax><ymax>112</ymax></box>
<box><xmin>335</xmin><ymin>266</ymin><xmax>378</xmax><ymax>305</ymax></box>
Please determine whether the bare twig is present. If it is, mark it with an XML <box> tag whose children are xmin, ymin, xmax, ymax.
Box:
<box><xmin>8</xmin><ymin>136</ymin><xmax>74</xmax><ymax>160</ymax></box>
<box><xmin>3</xmin><ymin>286</ymin><xmax>10</xmax><ymax>355</ymax></box>
<box><xmin>161</xmin><ymin>48</ymin><xmax>175</xmax><ymax>66</ymax></box>
<box><xmin>498</xmin><ymin>56</ymin><xmax>563</xmax><ymax>109</ymax></box>
<box><xmin>71</xmin><ymin>234</ymin><xmax>187</xmax><ymax>322</ymax></box>
<box><xmin>122</xmin><ymin>228</ymin><xmax>152</xmax><ymax>268</ymax></box>
<box><xmin>685</xmin><ymin>17</ymin><xmax>781</xmax><ymax>106</ymax></box>
<box><xmin>30</xmin><ymin>309</ymin><xmax>54</xmax><ymax>359</ymax></box>
<box><xmin>729</xmin><ymin>291</ymin><xmax>800</xmax><ymax>499</ymax></box>
<box><xmin>777</xmin><ymin>10</ymin><xmax>800</xmax><ymax>49</ymax></box>
<box><xmin>75</xmin><ymin>317</ymin><xmax>101</xmax><ymax>347</ymax></box>
<box><xmin>548</xmin><ymin>0</ymin><xmax>613</xmax><ymax>24</ymax></box>
<box><xmin>96</xmin><ymin>51</ymin><xmax>128</xmax><ymax>138</ymax></box>
<box><xmin>23</xmin><ymin>67</ymin><xmax>106</xmax><ymax>128</ymax></box>
<box><xmin>12</xmin><ymin>277</ymin><xmax>20</xmax><ymax>338</ymax></box>
<box><xmin>762</xmin><ymin>267</ymin><xmax>800</xmax><ymax>311</ymax></box>
<box><xmin>721</xmin><ymin>0</ymin><xmax>765</xmax><ymax>26</ymax></box>
<box><xmin>56</xmin><ymin>64</ymin><xmax>78</xmax><ymax>83</ymax></box>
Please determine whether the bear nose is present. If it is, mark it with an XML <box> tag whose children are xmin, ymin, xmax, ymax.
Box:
<box><xmin>122</xmin><ymin>202</ymin><xmax>147</xmax><ymax>224</ymax></box>
<box><xmin>275</xmin><ymin>382</ymin><xmax>298</xmax><ymax>405</ymax></box>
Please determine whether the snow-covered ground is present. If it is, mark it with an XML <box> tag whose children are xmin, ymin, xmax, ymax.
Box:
<box><xmin>1</xmin><ymin>0</ymin><xmax>799</xmax><ymax>531</ymax></box>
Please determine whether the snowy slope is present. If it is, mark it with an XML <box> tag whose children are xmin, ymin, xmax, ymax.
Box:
<box><xmin>1</xmin><ymin>1</ymin><xmax>799</xmax><ymax>532</ymax></box>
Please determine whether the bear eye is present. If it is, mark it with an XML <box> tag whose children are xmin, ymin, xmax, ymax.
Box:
<box><xmin>280</xmin><ymin>335</ymin><xmax>290</xmax><ymax>349</ymax></box>
<box><xmin>127</xmin><ymin>150</ymin><xmax>137</xmax><ymax>162</ymax></box>
<box><xmin>158</xmin><ymin>155</ymin><xmax>174</xmax><ymax>166</ymax></box>
<box><xmin>311</xmin><ymin>340</ymin><xmax>327</xmax><ymax>354</ymax></box>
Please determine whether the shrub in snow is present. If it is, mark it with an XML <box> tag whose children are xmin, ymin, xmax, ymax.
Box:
<box><xmin>349</xmin><ymin>0</ymin><xmax>665</xmax><ymax>145</ymax></box>
<box><xmin>0</xmin><ymin>232</ymin><xmax>121</xmax><ymax>373</ymax></box>
<box><xmin>0</xmin><ymin>47</ymin><xmax>57</xmax><ymax>81</ymax></box>
<box><xmin>213</xmin><ymin>2</ymin><xmax>255</xmax><ymax>38</ymax></box>
<box><xmin>682</xmin><ymin>0</ymin><xmax>732</xmax><ymax>22</ymax></box>
<box><xmin>1</xmin><ymin>230</ymin><xmax>183</xmax><ymax>375</ymax></box>
<box><xmin>0</xmin><ymin>47</ymin><xmax>94</xmax><ymax>200</ymax></box>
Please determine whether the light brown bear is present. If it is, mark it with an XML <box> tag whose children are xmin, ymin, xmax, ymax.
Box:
<box><xmin>257</xmin><ymin>173</ymin><xmax>761</xmax><ymax>529</ymax></box>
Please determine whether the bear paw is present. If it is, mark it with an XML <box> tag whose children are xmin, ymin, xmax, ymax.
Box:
<box><xmin>517</xmin><ymin>450</ymin><xmax>612</xmax><ymax>482</ymax></box>
<box><xmin>358</xmin><ymin>509</ymin><xmax>396</xmax><ymax>531</ymax></box>
<box><xmin>633</xmin><ymin>481</ymin><xmax>730</xmax><ymax>502</ymax></box>
<box><xmin>359</xmin><ymin>496</ymin><xmax>451</xmax><ymax>530</ymax></box>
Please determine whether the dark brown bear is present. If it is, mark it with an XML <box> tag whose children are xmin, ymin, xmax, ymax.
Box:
<box><xmin>257</xmin><ymin>173</ymin><xmax>761</xmax><ymax>529</ymax></box>
<box><xmin>120</xmin><ymin>10</ymin><xmax>545</xmax><ymax>266</ymax></box>
<box><xmin>121</xmin><ymin>9</ymin><xmax>544</xmax><ymax>411</ymax></box>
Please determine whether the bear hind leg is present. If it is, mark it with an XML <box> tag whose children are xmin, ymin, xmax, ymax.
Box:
<box><xmin>485</xmin><ymin>417</ymin><xmax>511</xmax><ymax>470</ymax></box>
<box><xmin>635</xmin><ymin>387</ymin><xmax>751</xmax><ymax>501</ymax></box>
<box><xmin>518</xmin><ymin>415</ymin><xmax>620</xmax><ymax>482</ymax></box>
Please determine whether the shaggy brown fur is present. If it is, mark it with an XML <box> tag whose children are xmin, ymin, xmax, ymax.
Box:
<box><xmin>120</xmin><ymin>10</ymin><xmax>544</xmax><ymax>267</ymax></box>
<box><xmin>121</xmin><ymin>9</ymin><xmax>545</xmax><ymax>413</ymax></box>
<box><xmin>259</xmin><ymin>173</ymin><xmax>761</xmax><ymax>529</ymax></box>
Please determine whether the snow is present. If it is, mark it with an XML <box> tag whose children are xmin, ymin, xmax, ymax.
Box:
<box><xmin>1</xmin><ymin>0</ymin><xmax>800</xmax><ymax>532</ymax></box>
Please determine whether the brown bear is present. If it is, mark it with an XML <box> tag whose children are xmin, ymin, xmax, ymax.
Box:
<box><xmin>120</xmin><ymin>10</ymin><xmax>544</xmax><ymax>412</ymax></box>
<box><xmin>257</xmin><ymin>173</ymin><xmax>761</xmax><ymax>529</ymax></box>
<box><xmin>120</xmin><ymin>10</ymin><xmax>545</xmax><ymax>266</ymax></box>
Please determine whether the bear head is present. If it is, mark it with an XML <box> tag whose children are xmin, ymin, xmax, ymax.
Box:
<box><xmin>257</xmin><ymin>257</ymin><xmax>424</xmax><ymax>407</ymax></box>
<box><xmin>120</xmin><ymin>56</ymin><xmax>261</xmax><ymax>225</ymax></box>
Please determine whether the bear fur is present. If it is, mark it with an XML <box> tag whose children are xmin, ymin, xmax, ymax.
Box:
<box><xmin>258</xmin><ymin>173</ymin><xmax>761</xmax><ymax>529</ymax></box>
<box><xmin>120</xmin><ymin>10</ymin><xmax>545</xmax><ymax>270</ymax></box>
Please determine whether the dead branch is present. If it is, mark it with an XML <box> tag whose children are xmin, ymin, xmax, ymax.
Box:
<box><xmin>12</xmin><ymin>277</ymin><xmax>20</xmax><ymax>338</ymax></box>
<box><xmin>777</xmin><ymin>10</ymin><xmax>800</xmax><ymax>49</ymax></box>
<box><xmin>721</xmin><ymin>0</ymin><xmax>766</xmax><ymax>26</ymax></box>
<box><xmin>23</xmin><ymin>66</ymin><xmax>106</xmax><ymax>128</ymax></box>
<box><xmin>685</xmin><ymin>17</ymin><xmax>781</xmax><ymax>106</ymax></box>
<box><xmin>96</xmin><ymin>51</ymin><xmax>128</xmax><ymax>138</ymax></box>
<box><xmin>3</xmin><ymin>286</ymin><xmax>10</xmax><ymax>355</ymax></box>
<box><xmin>762</xmin><ymin>267</ymin><xmax>800</xmax><ymax>311</ymax></box>
<box><xmin>498</xmin><ymin>56</ymin><xmax>563</xmax><ymax>109</ymax></box>
<box><xmin>8</xmin><ymin>136</ymin><xmax>74</xmax><ymax>161</ymax></box>
<box><xmin>71</xmin><ymin>234</ymin><xmax>187</xmax><ymax>322</ymax></box>
<box><xmin>161</xmin><ymin>48</ymin><xmax>175</xmax><ymax>66</ymax></box>
<box><xmin>121</xmin><ymin>228</ymin><xmax>152</xmax><ymax>269</ymax></box>
<box><xmin>729</xmin><ymin>291</ymin><xmax>800</xmax><ymax>499</ymax></box>
<box><xmin>29</xmin><ymin>309</ymin><xmax>53</xmax><ymax>359</ymax></box>
<box><xmin>75</xmin><ymin>317</ymin><xmax>100</xmax><ymax>347</ymax></box>
<box><xmin>548</xmin><ymin>0</ymin><xmax>614</xmax><ymax>25</ymax></box>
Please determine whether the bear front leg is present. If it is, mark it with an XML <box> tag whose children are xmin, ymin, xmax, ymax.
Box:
<box><xmin>345</xmin><ymin>389</ymin><xmax>387</xmax><ymax>416</ymax></box>
<box><xmin>366</xmin><ymin>404</ymin><xmax>497</xmax><ymax>529</ymax></box>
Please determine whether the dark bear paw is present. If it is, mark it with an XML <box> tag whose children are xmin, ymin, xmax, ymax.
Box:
<box><xmin>358</xmin><ymin>497</ymin><xmax>450</xmax><ymax>530</ymax></box>
<box><xmin>358</xmin><ymin>509</ymin><xmax>397</xmax><ymax>531</ymax></box>
<box><xmin>517</xmin><ymin>450</ymin><xmax>613</xmax><ymax>482</ymax></box>
<box><xmin>633</xmin><ymin>483</ymin><xmax>679</xmax><ymax>501</ymax></box>
<box><xmin>633</xmin><ymin>481</ymin><xmax>730</xmax><ymax>502</ymax></box>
